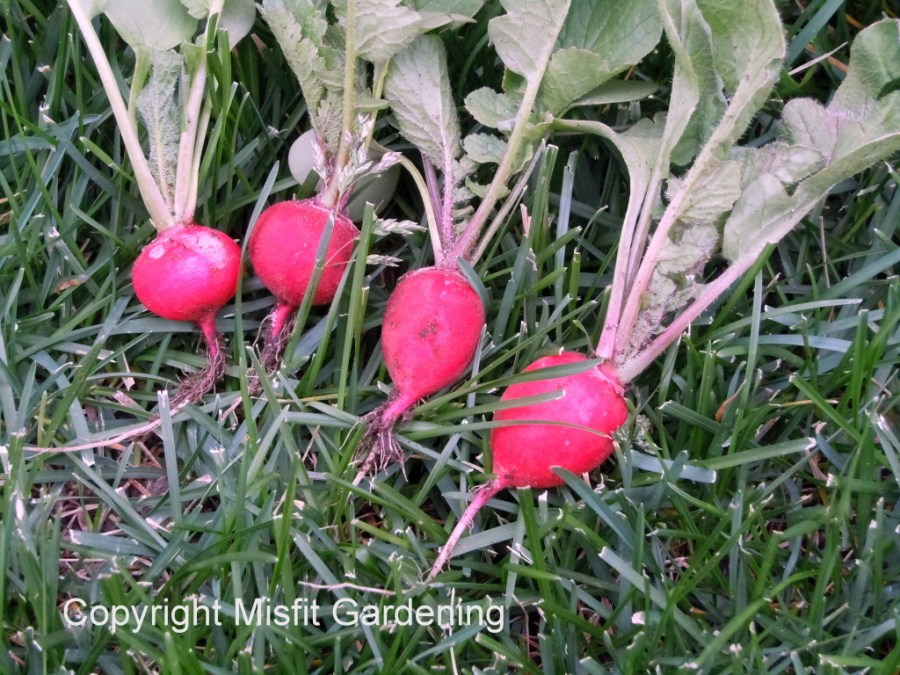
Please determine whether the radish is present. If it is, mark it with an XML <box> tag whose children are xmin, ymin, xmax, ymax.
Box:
<box><xmin>248</xmin><ymin>199</ymin><xmax>359</xmax><ymax>368</ymax></box>
<box><xmin>490</xmin><ymin>353</ymin><xmax>627</xmax><ymax>489</ymax></box>
<box><xmin>132</xmin><ymin>223</ymin><xmax>241</xmax><ymax>402</ymax></box>
<box><xmin>66</xmin><ymin>0</ymin><xmax>251</xmax><ymax>412</ymax></box>
<box><xmin>356</xmin><ymin>267</ymin><xmax>485</xmax><ymax>477</ymax></box>
<box><xmin>358</xmin><ymin>0</ymin><xmax>660</xmax><ymax>479</ymax></box>
<box><xmin>425</xmin><ymin>352</ymin><xmax>628</xmax><ymax>580</ymax></box>
<box><xmin>425</xmin><ymin>7</ymin><xmax>900</xmax><ymax>580</ymax></box>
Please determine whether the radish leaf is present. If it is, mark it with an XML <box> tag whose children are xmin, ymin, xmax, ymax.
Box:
<box><xmin>383</xmin><ymin>35</ymin><xmax>460</xmax><ymax>171</ymax></box>
<box><xmin>180</xmin><ymin>0</ymin><xmax>256</xmax><ymax>45</ymax></box>
<box><xmin>137</xmin><ymin>51</ymin><xmax>183</xmax><ymax>210</ymax></box>
<box><xmin>539</xmin><ymin>0</ymin><xmax>661</xmax><ymax>114</ymax></box>
<box><xmin>103</xmin><ymin>0</ymin><xmax>197</xmax><ymax>51</ymax></box>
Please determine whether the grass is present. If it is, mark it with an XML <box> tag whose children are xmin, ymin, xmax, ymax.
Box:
<box><xmin>1</xmin><ymin>1</ymin><xmax>899</xmax><ymax>673</ymax></box>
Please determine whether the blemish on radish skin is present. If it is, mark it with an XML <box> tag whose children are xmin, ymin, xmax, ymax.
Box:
<box><xmin>149</xmin><ymin>245</ymin><xmax>165</xmax><ymax>259</ymax></box>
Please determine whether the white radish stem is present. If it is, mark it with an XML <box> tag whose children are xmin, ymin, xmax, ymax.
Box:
<box><xmin>67</xmin><ymin>0</ymin><xmax>173</xmax><ymax>230</ymax></box>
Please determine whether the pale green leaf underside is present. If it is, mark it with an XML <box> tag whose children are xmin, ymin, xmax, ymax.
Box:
<box><xmin>488</xmin><ymin>0</ymin><xmax>570</xmax><ymax>82</ymax></box>
<box><xmin>137</xmin><ymin>50</ymin><xmax>183</xmax><ymax>208</ymax></box>
<box><xmin>464</xmin><ymin>87</ymin><xmax>519</xmax><ymax>131</ymax></box>
<box><xmin>104</xmin><ymin>0</ymin><xmax>197</xmax><ymax>50</ymax></box>
<box><xmin>464</xmin><ymin>133</ymin><xmax>507</xmax><ymax>165</ymax></box>
<box><xmin>355</xmin><ymin>0</ymin><xmax>422</xmax><ymax>63</ymax></box>
<box><xmin>383</xmin><ymin>35</ymin><xmax>460</xmax><ymax>169</ymax></box>
<box><xmin>260</xmin><ymin>0</ymin><xmax>344</xmax><ymax>152</ymax></box>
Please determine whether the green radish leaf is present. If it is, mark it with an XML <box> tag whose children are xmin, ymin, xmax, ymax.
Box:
<box><xmin>410</xmin><ymin>0</ymin><xmax>482</xmax><ymax>17</ymax></box>
<box><xmin>180</xmin><ymin>0</ymin><xmax>256</xmax><ymax>46</ymax></box>
<box><xmin>539</xmin><ymin>0</ymin><xmax>661</xmax><ymax>114</ymax></box>
<box><xmin>463</xmin><ymin>133</ymin><xmax>507</xmax><ymax>165</ymax></box>
<box><xmin>464</xmin><ymin>87</ymin><xmax>519</xmax><ymax>131</ymax></box>
<box><xmin>103</xmin><ymin>0</ymin><xmax>197</xmax><ymax>50</ymax></box>
<box><xmin>260</xmin><ymin>0</ymin><xmax>344</xmax><ymax>152</ymax></box>
<box><xmin>667</xmin><ymin>160</ymin><xmax>741</xmax><ymax>225</ymax></box>
<box><xmin>136</xmin><ymin>50</ymin><xmax>183</xmax><ymax>210</ymax></box>
<box><xmin>488</xmin><ymin>0</ymin><xmax>569</xmax><ymax>82</ymax></box>
<box><xmin>688</xmin><ymin>0</ymin><xmax>784</xmax><ymax>158</ymax></box>
<box><xmin>722</xmin><ymin>18</ymin><xmax>900</xmax><ymax>263</ymax></box>
<box><xmin>354</xmin><ymin>0</ymin><xmax>423</xmax><ymax>63</ymax></box>
<box><xmin>569</xmin><ymin>79</ymin><xmax>659</xmax><ymax>108</ymax></box>
<box><xmin>730</xmin><ymin>142</ymin><xmax>825</xmax><ymax>189</ymax></box>
<box><xmin>383</xmin><ymin>34</ymin><xmax>460</xmax><ymax>170</ymax></box>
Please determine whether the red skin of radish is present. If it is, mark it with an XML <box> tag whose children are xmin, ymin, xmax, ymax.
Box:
<box><xmin>249</xmin><ymin>199</ymin><xmax>359</xmax><ymax>336</ymax></box>
<box><xmin>490</xmin><ymin>351</ymin><xmax>628</xmax><ymax>489</ymax></box>
<box><xmin>381</xmin><ymin>266</ymin><xmax>485</xmax><ymax>416</ymax></box>
<box><xmin>426</xmin><ymin>351</ymin><xmax>627</xmax><ymax>580</ymax></box>
<box><xmin>132</xmin><ymin>222</ymin><xmax>242</xmax><ymax>357</ymax></box>
<box><xmin>355</xmin><ymin>267</ymin><xmax>485</xmax><ymax>479</ymax></box>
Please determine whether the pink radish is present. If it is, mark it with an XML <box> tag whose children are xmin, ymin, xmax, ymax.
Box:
<box><xmin>66</xmin><ymin>1</ymin><xmax>248</xmax><ymax>412</ymax></box>
<box><xmin>132</xmin><ymin>223</ymin><xmax>241</xmax><ymax>399</ymax></box>
<box><xmin>426</xmin><ymin>351</ymin><xmax>627</xmax><ymax>579</ymax></box>
<box><xmin>249</xmin><ymin>198</ymin><xmax>359</xmax><ymax>349</ymax></box>
<box><xmin>356</xmin><ymin>266</ymin><xmax>485</xmax><ymax>478</ymax></box>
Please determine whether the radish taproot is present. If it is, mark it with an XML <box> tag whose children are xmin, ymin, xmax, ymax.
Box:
<box><xmin>356</xmin><ymin>267</ymin><xmax>485</xmax><ymax>477</ymax></box>
<box><xmin>67</xmin><ymin>0</ymin><xmax>248</xmax><ymax>410</ymax></box>
<box><xmin>425</xmin><ymin>7</ymin><xmax>900</xmax><ymax>581</ymax></box>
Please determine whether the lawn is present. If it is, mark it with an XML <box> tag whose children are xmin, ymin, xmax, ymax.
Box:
<box><xmin>1</xmin><ymin>1</ymin><xmax>898</xmax><ymax>673</ymax></box>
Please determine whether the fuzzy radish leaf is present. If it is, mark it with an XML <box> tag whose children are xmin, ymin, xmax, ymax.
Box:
<box><xmin>569</xmin><ymin>79</ymin><xmax>659</xmax><ymax>108</ymax></box>
<box><xmin>354</xmin><ymin>0</ymin><xmax>423</xmax><ymax>63</ymax></box>
<box><xmin>180</xmin><ymin>0</ymin><xmax>256</xmax><ymax>45</ymax></box>
<box><xmin>680</xmin><ymin>0</ymin><xmax>784</xmax><ymax>161</ymax></box>
<box><xmin>383</xmin><ymin>35</ymin><xmax>461</xmax><ymax>172</ymax></box>
<box><xmin>722</xmin><ymin>18</ymin><xmax>900</xmax><ymax>262</ymax></box>
<box><xmin>539</xmin><ymin>0</ymin><xmax>661</xmax><ymax>114</ymax></box>
<box><xmin>103</xmin><ymin>0</ymin><xmax>197</xmax><ymax>50</ymax></box>
<box><xmin>463</xmin><ymin>133</ymin><xmax>507</xmax><ymax>165</ymax></box>
<box><xmin>137</xmin><ymin>50</ymin><xmax>183</xmax><ymax>210</ymax></box>
<box><xmin>260</xmin><ymin>0</ymin><xmax>344</xmax><ymax>152</ymax></box>
<box><xmin>464</xmin><ymin>88</ymin><xmax>518</xmax><ymax>131</ymax></box>
<box><xmin>614</xmin><ymin>17</ymin><xmax>900</xmax><ymax>382</ymax></box>
<box><xmin>415</xmin><ymin>1</ymin><xmax>483</xmax><ymax>31</ymax></box>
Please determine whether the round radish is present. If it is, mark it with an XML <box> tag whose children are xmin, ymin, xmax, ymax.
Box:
<box><xmin>132</xmin><ymin>222</ymin><xmax>242</xmax><ymax>403</ymax></box>
<box><xmin>491</xmin><ymin>352</ymin><xmax>627</xmax><ymax>488</ymax></box>
<box><xmin>426</xmin><ymin>351</ymin><xmax>628</xmax><ymax>580</ymax></box>
<box><xmin>356</xmin><ymin>266</ymin><xmax>485</xmax><ymax>478</ymax></box>
<box><xmin>249</xmin><ymin>198</ymin><xmax>359</xmax><ymax>342</ymax></box>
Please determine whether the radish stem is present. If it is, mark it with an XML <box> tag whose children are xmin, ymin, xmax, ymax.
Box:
<box><xmin>324</xmin><ymin>0</ymin><xmax>358</xmax><ymax>208</ymax></box>
<box><xmin>66</xmin><ymin>0</ymin><xmax>172</xmax><ymax>230</ymax></box>
<box><xmin>173</xmin><ymin>0</ymin><xmax>224</xmax><ymax>224</ymax></box>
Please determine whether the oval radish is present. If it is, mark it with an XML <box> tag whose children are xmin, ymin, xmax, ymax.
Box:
<box><xmin>248</xmin><ymin>198</ymin><xmax>360</xmax><ymax>367</ymax></box>
<box><xmin>426</xmin><ymin>351</ymin><xmax>628</xmax><ymax>580</ymax></box>
<box><xmin>132</xmin><ymin>222</ymin><xmax>242</xmax><ymax>403</ymax></box>
<box><xmin>356</xmin><ymin>266</ymin><xmax>485</xmax><ymax>479</ymax></box>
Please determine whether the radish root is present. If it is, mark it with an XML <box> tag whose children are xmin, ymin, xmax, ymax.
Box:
<box><xmin>352</xmin><ymin>393</ymin><xmax>417</xmax><ymax>484</ymax></box>
<box><xmin>426</xmin><ymin>479</ymin><xmax>503</xmax><ymax>581</ymax></box>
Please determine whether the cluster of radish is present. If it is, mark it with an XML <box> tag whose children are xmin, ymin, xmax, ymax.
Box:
<box><xmin>65</xmin><ymin>0</ymin><xmax>900</xmax><ymax>585</ymax></box>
